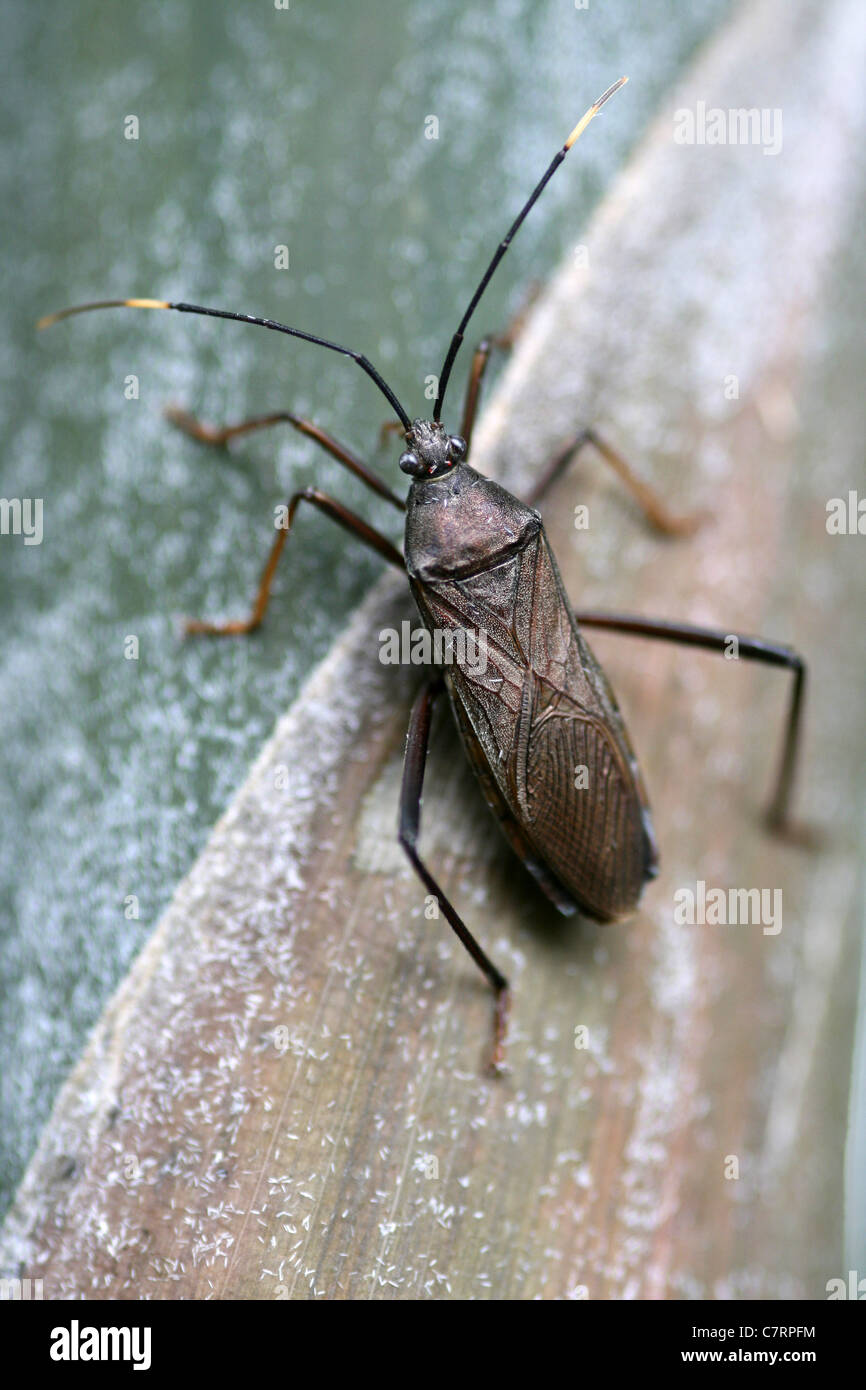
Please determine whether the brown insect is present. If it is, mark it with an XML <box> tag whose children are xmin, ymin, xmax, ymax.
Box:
<box><xmin>38</xmin><ymin>79</ymin><xmax>805</xmax><ymax>1069</ymax></box>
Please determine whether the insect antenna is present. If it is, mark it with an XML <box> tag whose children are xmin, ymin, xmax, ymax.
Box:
<box><xmin>37</xmin><ymin>298</ymin><xmax>412</xmax><ymax>429</ymax></box>
<box><xmin>433</xmin><ymin>76</ymin><xmax>627</xmax><ymax>422</ymax></box>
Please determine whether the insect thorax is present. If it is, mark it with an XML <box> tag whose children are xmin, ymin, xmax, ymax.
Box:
<box><xmin>403</xmin><ymin>464</ymin><xmax>541</xmax><ymax>582</ymax></box>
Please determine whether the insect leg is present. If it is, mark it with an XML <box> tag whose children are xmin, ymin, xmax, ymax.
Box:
<box><xmin>459</xmin><ymin>338</ymin><xmax>501</xmax><ymax>452</ymax></box>
<box><xmin>166</xmin><ymin>408</ymin><xmax>405</xmax><ymax>510</ymax></box>
<box><xmin>574</xmin><ymin>611</ymin><xmax>807</xmax><ymax>837</ymax></box>
<box><xmin>378</xmin><ymin>418</ymin><xmax>407</xmax><ymax>448</ymax></box>
<box><xmin>398</xmin><ymin>677</ymin><xmax>511</xmax><ymax>1072</ymax></box>
<box><xmin>185</xmin><ymin>488</ymin><xmax>404</xmax><ymax>636</ymax></box>
<box><xmin>459</xmin><ymin>296</ymin><xmax>543</xmax><ymax>456</ymax></box>
<box><xmin>527</xmin><ymin>427</ymin><xmax>705</xmax><ymax>535</ymax></box>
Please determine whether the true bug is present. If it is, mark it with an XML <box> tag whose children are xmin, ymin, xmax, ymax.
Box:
<box><xmin>38</xmin><ymin>78</ymin><xmax>805</xmax><ymax>1070</ymax></box>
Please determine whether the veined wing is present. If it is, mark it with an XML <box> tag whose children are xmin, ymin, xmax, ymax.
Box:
<box><xmin>410</xmin><ymin>526</ymin><xmax>656</xmax><ymax>919</ymax></box>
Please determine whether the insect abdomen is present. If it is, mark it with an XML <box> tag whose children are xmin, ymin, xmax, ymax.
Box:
<box><xmin>408</xmin><ymin>504</ymin><xmax>656</xmax><ymax>922</ymax></box>
<box><xmin>513</xmin><ymin>670</ymin><xmax>652</xmax><ymax>919</ymax></box>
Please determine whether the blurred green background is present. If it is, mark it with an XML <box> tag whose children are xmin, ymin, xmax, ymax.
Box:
<box><xmin>0</xmin><ymin>0</ymin><xmax>732</xmax><ymax>1216</ymax></box>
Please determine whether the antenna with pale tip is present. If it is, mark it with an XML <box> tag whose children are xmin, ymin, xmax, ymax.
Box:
<box><xmin>564</xmin><ymin>75</ymin><xmax>628</xmax><ymax>150</ymax></box>
<box><xmin>36</xmin><ymin>298</ymin><xmax>171</xmax><ymax>330</ymax></box>
<box><xmin>37</xmin><ymin>297</ymin><xmax>411</xmax><ymax>428</ymax></box>
<box><xmin>433</xmin><ymin>76</ymin><xmax>628</xmax><ymax>422</ymax></box>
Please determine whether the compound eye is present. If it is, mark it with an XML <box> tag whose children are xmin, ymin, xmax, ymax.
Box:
<box><xmin>449</xmin><ymin>435</ymin><xmax>467</xmax><ymax>462</ymax></box>
<box><xmin>399</xmin><ymin>450</ymin><xmax>422</xmax><ymax>476</ymax></box>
